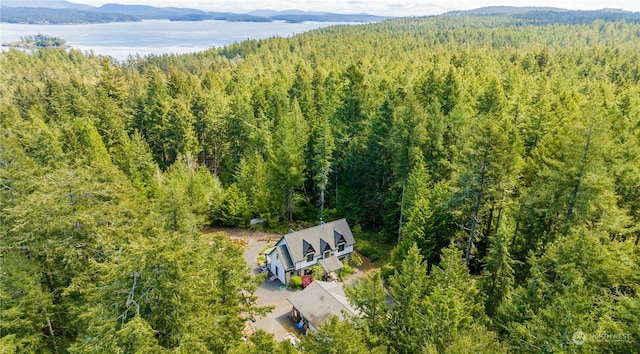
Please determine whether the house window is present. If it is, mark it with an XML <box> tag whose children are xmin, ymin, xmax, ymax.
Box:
<box><xmin>338</xmin><ymin>243</ymin><xmax>345</xmax><ymax>252</ymax></box>
<box><xmin>306</xmin><ymin>253</ymin><xmax>314</xmax><ymax>262</ymax></box>
<box><xmin>324</xmin><ymin>250</ymin><xmax>331</xmax><ymax>259</ymax></box>
<box><xmin>276</xmin><ymin>267</ymin><xmax>279</xmax><ymax>275</ymax></box>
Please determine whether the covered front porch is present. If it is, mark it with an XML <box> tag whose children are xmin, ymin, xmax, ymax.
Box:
<box><xmin>317</xmin><ymin>254</ymin><xmax>344</xmax><ymax>281</ymax></box>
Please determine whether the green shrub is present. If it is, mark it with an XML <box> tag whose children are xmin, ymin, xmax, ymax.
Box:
<box><xmin>290</xmin><ymin>275</ymin><xmax>303</xmax><ymax>289</ymax></box>
<box><xmin>348</xmin><ymin>252</ymin><xmax>363</xmax><ymax>267</ymax></box>
<box><xmin>352</xmin><ymin>224</ymin><xmax>364</xmax><ymax>238</ymax></box>
<box><xmin>311</xmin><ymin>265</ymin><xmax>324</xmax><ymax>280</ymax></box>
<box><xmin>339</xmin><ymin>264</ymin><xmax>355</xmax><ymax>280</ymax></box>
<box><xmin>359</xmin><ymin>245</ymin><xmax>381</xmax><ymax>262</ymax></box>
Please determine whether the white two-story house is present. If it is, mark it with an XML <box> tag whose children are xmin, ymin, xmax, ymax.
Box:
<box><xmin>266</xmin><ymin>218</ymin><xmax>355</xmax><ymax>285</ymax></box>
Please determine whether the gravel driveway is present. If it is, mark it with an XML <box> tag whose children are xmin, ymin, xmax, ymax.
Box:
<box><xmin>241</xmin><ymin>235</ymin><xmax>300</xmax><ymax>342</ymax></box>
<box><xmin>204</xmin><ymin>227</ymin><xmax>296</xmax><ymax>340</ymax></box>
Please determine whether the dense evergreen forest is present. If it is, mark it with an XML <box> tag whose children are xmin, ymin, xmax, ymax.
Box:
<box><xmin>1</xmin><ymin>10</ymin><xmax>639</xmax><ymax>353</ymax></box>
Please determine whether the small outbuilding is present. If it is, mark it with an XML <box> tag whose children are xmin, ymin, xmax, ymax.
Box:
<box><xmin>287</xmin><ymin>280</ymin><xmax>358</xmax><ymax>332</ymax></box>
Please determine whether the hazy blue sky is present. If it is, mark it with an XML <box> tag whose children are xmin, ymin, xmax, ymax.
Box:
<box><xmin>70</xmin><ymin>0</ymin><xmax>640</xmax><ymax>17</ymax></box>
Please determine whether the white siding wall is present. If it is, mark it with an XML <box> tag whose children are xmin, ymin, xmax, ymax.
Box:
<box><xmin>335</xmin><ymin>245</ymin><xmax>354</xmax><ymax>259</ymax></box>
<box><xmin>294</xmin><ymin>246</ymin><xmax>354</xmax><ymax>271</ymax></box>
<box><xmin>267</xmin><ymin>251</ymin><xmax>284</xmax><ymax>284</ymax></box>
<box><xmin>269</xmin><ymin>239</ymin><xmax>287</xmax><ymax>285</ymax></box>
<box><xmin>295</xmin><ymin>254</ymin><xmax>320</xmax><ymax>270</ymax></box>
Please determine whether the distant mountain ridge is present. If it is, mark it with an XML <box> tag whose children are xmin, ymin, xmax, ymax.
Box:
<box><xmin>3</xmin><ymin>2</ymin><xmax>638</xmax><ymax>25</ymax></box>
<box><xmin>1</xmin><ymin>7</ymin><xmax>140</xmax><ymax>24</ymax></box>
<box><xmin>93</xmin><ymin>4</ymin><xmax>270</xmax><ymax>22</ymax></box>
<box><xmin>1</xmin><ymin>1</ymin><xmax>389</xmax><ymax>24</ymax></box>
<box><xmin>444</xmin><ymin>6</ymin><xmax>640</xmax><ymax>25</ymax></box>
<box><xmin>248</xmin><ymin>9</ymin><xmax>332</xmax><ymax>17</ymax></box>
<box><xmin>1</xmin><ymin>0</ymin><xmax>94</xmax><ymax>10</ymax></box>
<box><xmin>447</xmin><ymin>5</ymin><xmax>634</xmax><ymax>15</ymax></box>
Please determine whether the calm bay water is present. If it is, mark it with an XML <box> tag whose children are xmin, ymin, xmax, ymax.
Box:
<box><xmin>0</xmin><ymin>20</ymin><xmax>345</xmax><ymax>61</ymax></box>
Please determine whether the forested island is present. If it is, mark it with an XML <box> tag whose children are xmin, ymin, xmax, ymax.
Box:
<box><xmin>1</xmin><ymin>7</ymin><xmax>639</xmax><ymax>353</ymax></box>
<box><xmin>0</xmin><ymin>4</ymin><xmax>386</xmax><ymax>24</ymax></box>
<box><xmin>2</xmin><ymin>34</ymin><xmax>69</xmax><ymax>48</ymax></box>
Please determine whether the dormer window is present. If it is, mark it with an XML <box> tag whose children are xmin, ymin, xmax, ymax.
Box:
<box><xmin>335</xmin><ymin>233</ymin><xmax>346</xmax><ymax>252</ymax></box>
<box><xmin>303</xmin><ymin>240</ymin><xmax>316</xmax><ymax>263</ymax></box>
<box><xmin>321</xmin><ymin>240</ymin><xmax>332</xmax><ymax>259</ymax></box>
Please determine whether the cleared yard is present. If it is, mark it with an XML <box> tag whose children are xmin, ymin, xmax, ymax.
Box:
<box><xmin>206</xmin><ymin>226</ymin><xmax>376</xmax><ymax>342</ymax></box>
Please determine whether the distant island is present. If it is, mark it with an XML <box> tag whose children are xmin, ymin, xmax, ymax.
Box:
<box><xmin>0</xmin><ymin>1</ymin><xmax>389</xmax><ymax>24</ymax></box>
<box><xmin>2</xmin><ymin>34</ymin><xmax>69</xmax><ymax>48</ymax></box>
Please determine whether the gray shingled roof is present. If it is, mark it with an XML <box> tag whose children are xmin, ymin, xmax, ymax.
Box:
<box><xmin>282</xmin><ymin>219</ymin><xmax>355</xmax><ymax>264</ymax></box>
<box><xmin>278</xmin><ymin>245</ymin><xmax>294</xmax><ymax>270</ymax></box>
<box><xmin>318</xmin><ymin>255</ymin><xmax>344</xmax><ymax>273</ymax></box>
<box><xmin>287</xmin><ymin>281</ymin><xmax>358</xmax><ymax>328</ymax></box>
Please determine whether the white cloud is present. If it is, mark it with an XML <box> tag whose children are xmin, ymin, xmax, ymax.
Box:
<box><xmin>71</xmin><ymin>0</ymin><xmax>640</xmax><ymax>16</ymax></box>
